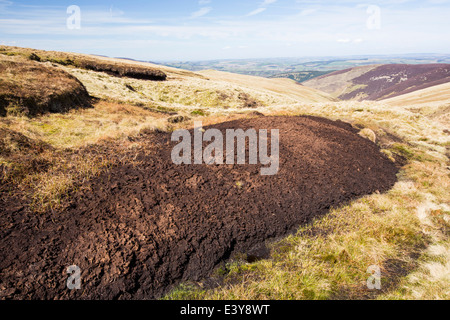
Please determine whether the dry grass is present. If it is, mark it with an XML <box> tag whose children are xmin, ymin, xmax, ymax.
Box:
<box><xmin>198</xmin><ymin>69</ymin><xmax>335</xmax><ymax>103</ymax></box>
<box><xmin>63</xmin><ymin>64</ymin><xmax>336</xmax><ymax>113</ymax></box>
<box><xmin>1</xmin><ymin>100</ymin><xmax>168</xmax><ymax>149</ymax></box>
<box><xmin>0</xmin><ymin>100</ymin><xmax>168</xmax><ymax>212</ymax></box>
<box><xmin>66</xmin><ymin>67</ymin><xmax>270</xmax><ymax>110</ymax></box>
<box><xmin>382</xmin><ymin>82</ymin><xmax>450</xmax><ymax>107</ymax></box>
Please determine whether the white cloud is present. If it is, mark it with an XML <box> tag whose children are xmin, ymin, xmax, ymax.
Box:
<box><xmin>336</xmin><ymin>38</ymin><xmax>364</xmax><ymax>44</ymax></box>
<box><xmin>246</xmin><ymin>0</ymin><xmax>277</xmax><ymax>17</ymax></box>
<box><xmin>1</xmin><ymin>1</ymin><xmax>450</xmax><ymax>60</ymax></box>
<box><xmin>190</xmin><ymin>7</ymin><xmax>212</xmax><ymax>19</ymax></box>
<box><xmin>246</xmin><ymin>8</ymin><xmax>267</xmax><ymax>16</ymax></box>
<box><xmin>299</xmin><ymin>9</ymin><xmax>316</xmax><ymax>16</ymax></box>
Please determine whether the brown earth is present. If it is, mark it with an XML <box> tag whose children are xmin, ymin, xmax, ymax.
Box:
<box><xmin>0</xmin><ymin>116</ymin><xmax>399</xmax><ymax>300</ymax></box>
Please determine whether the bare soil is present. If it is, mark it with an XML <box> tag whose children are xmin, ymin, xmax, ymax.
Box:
<box><xmin>0</xmin><ymin>116</ymin><xmax>398</xmax><ymax>300</ymax></box>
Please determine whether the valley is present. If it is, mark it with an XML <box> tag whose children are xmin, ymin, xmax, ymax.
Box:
<box><xmin>0</xmin><ymin>45</ymin><xmax>449</xmax><ymax>301</ymax></box>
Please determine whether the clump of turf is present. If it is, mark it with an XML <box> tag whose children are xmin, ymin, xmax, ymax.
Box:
<box><xmin>0</xmin><ymin>55</ymin><xmax>91</xmax><ymax>117</ymax></box>
<box><xmin>75</xmin><ymin>57</ymin><xmax>167</xmax><ymax>81</ymax></box>
<box><xmin>0</xmin><ymin>45</ymin><xmax>167</xmax><ymax>81</ymax></box>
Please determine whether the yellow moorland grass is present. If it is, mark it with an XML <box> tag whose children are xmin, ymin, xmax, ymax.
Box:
<box><xmin>0</xmin><ymin>101</ymin><xmax>169</xmax><ymax>212</ymax></box>
<box><xmin>198</xmin><ymin>69</ymin><xmax>336</xmax><ymax>103</ymax></box>
<box><xmin>382</xmin><ymin>82</ymin><xmax>450</xmax><ymax>107</ymax></box>
<box><xmin>62</xmin><ymin>65</ymin><xmax>334</xmax><ymax>113</ymax></box>
<box><xmin>1</xmin><ymin>45</ymin><xmax>335</xmax><ymax>112</ymax></box>
<box><xmin>65</xmin><ymin>67</ymin><xmax>268</xmax><ymax>110</ymax></box>
<box><xmin>1</xmin><ymin>100</ymin><xmax>169</xmax><ymax>149</ymax></box>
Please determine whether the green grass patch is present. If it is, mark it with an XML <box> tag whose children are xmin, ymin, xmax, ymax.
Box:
<box><xmin>191</xmin><ymin>109</ymin><xmax>209</xmax><ymax>116</ymax></box>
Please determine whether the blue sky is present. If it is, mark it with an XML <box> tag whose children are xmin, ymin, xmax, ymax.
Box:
<box><xmin>0</xmin><ymin>0</ymin><xmax>449</xmax><ymax>61</ymax></box>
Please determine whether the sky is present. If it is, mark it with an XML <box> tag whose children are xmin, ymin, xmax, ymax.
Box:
<box><xmin>0</xmin><ymin>0</ymin><xmax>449</xmax><ymax>61</ymax></box>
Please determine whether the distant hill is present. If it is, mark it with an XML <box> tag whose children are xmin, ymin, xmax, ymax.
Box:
<box><xmin>269</xmin><ymin>71</ymin><xmax>335</xmax><ymax>83</ymax></box>
<box><xmin>198</xmin><ymin>69</ymin><xmax>336</xmax><ymax>103</ymax></box>
<box><xmin>303</xmin><ymin>64</ymin><xmax>450</xmax><ymax>101</ymax></box>
<box><xmin>159</xmin><ymin>54</ymin><xmax>450</xmax><ymax>78</ymax></box>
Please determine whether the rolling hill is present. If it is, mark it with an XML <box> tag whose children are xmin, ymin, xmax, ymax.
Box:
<box><xmin>0</xmin><ymin>46</ymin><xmax>335</xmax><ymax>111</ymax></box>
<box><xmin>0</xmin><ymin>45</ymin><xmax>449</xmax><ymax>301</ymax></box>
<box><xmin>198</xmin><ymin>69</ymin><xmax>336</xmax><ymax>103</ymax></box>
<box><xmin>303</xmin><ymin>64</ymin><xmax>450</xmax><ymax>101</ymax></box>
<box><xmin>159</xmin><ymin>54</ymin><xmax>450</xmax><ymax>76</ymax></box>
<box><xmin>382</xmin><ymin>81</ymin><xmax>450</xmax><ymax>106</ymax></box>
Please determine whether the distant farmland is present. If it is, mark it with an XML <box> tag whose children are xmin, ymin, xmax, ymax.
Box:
<box><xmin>269</xmin><ymin>71</ymin><xmax>335</xmax><ymax>83</ymax></box>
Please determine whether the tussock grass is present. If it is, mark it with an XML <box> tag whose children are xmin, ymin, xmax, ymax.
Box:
<box><xmin>25</xmin><ymin>151</ymin><xmax>112</xmax><ymax>213</ymax></box>
<box><xmin>1</xmin><ymin>100</ymin><xmax>167</xmax><ymax>149</ymax></box>
<box><xmin>0</xmin><ymin>100</ymin><xmax>168</xmax><ymax>212</ymax></box>
<box><xmin>64</xmin><ymin>67</ymin><xmax>280</xmax><ymax>111</ymax></box>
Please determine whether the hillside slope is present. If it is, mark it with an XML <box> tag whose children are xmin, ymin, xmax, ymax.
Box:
<box><xmin>382</xmin><ymin>81</ymin><xmax>450</xmax><ymax>106</ymax></box>
<box><xmin>382</xmin><ymin>82</ymin><xmax>450</xmax><ymax>128</ymax></box>
<box><xmin>1</xmin><ymin>46</ymin><xmax>449</xmax><ymax>301</ymax></box>
<box><xmin>199</xmin><ymin>69</ymin><xmax>336</xmax><ymax>103</ymax></box>
<box><xmin>303</xmin><ymin>64</ymin><xmax>450</xmax><ymax>101</ymax></box>
<box><xmin>0</xmin><ymin>46</ymin><xmax>335</xmax><ymax>113</ymax></box>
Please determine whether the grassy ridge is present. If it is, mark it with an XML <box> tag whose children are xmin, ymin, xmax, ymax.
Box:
<box><xmin>0</xmin><ymin>45</ymin><xmax>167</xmax><ymax>81</ymax></box>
